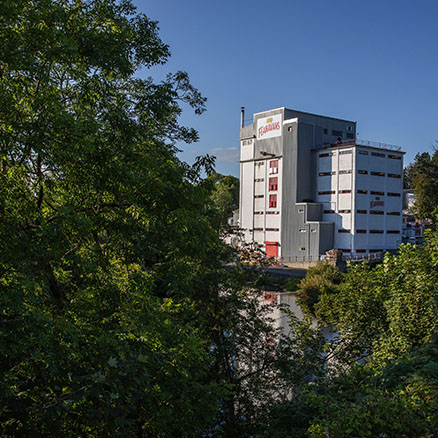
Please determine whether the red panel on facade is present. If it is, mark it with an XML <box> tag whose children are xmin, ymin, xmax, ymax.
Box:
<box><xmin>264</xmin><ymin>241</ymin><xmax>279</xmax><ymax>258</ymax></box>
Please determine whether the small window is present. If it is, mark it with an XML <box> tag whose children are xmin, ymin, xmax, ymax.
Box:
<box><xmin>388</xmin><ymin>173</ymin><xmax>401</xmax><ymax>178</ymax></box>
<box><xmin>370</xmin><ymin>210</ymin><xmax>384</xmax><ymax>215</ymax></box>
<box><xmin>299</xmin><ymin>228</ymin><xmax>306</xmax><ymax>233</ymax></box>
<box><xmin>339</xmin><ymin>209</ymin><xmax>351</xmax><ymax>213</ymax></box>
<box><xmin>338</xmin><ymin>229</ymin><xmax>351</xmax><ymax>233</ymax></box>
<box><xmin>387</xmin><ymin>230</ymin><xmax>400</xmax><ymax>234</ymax></box>
<box><xmin>298</xmin><ymin>208</ymin><xmax>304</xmax><ymax>213</ymax></box>
<box><xmin>371</xmin><ymin>171</ymin><xmax>385</xmax><ymax>177</ymax></box>
<box><xmin>266</xmin><ymin>211</ymin><xmax>279</xmax><ymax>215</ymax></box>
<box><xmin>356</xmin><ymin>229</ymin><xmax>367</xmax><ymax>234</ymax></box>
<box><xmin>370</xmin><ymin>191</ymin><xmax>384</xmax><ymax>196</ymax></box>
<box><xmin>358</xmin><ymin>150</ymin><xmax>369</xmax><ymax>155</ymax></box>
<box><xmin>332</xmin><ymin>130</ymin><xmax>343</xmax><ymax>137</ymax></box>
<box><xmin>255</xmin><ymin>161</ymin><xmax>265</xmax><ymax>167</ymax></box>
<box><xmin>318</xmin><ymin>190</ymin><xmax>335</xmax><ymax>195</ymax></box>
<box><xmin>347</xmin><ymin>126</ymin><xmax>353</xmax><ymax>132</ymax></box>
<box><xmin>356</xmin><ymin>249</ymin><xmax>366</xmax><ymax>253</ymax></box>
<box><xmin>269</xmin><ymin>160</ymin><xmax>278</xmax><ymax>174</ymax></box>
<box><xmin>319</xmin><ymin>171</ymin><xmax>336</xmax><ymax>176</ymax></box>
<box><xmin>254</xmin><ymin>195</ymin><xmax>264</xmax><ymax>198</ymax></box>
<box><xmin>324</xmin><ymin>209</ymin><xmax>335</xmax><ymax>214</ymax></box>
<box><xmin>339</xmin><ymin>170</ymin><xmax>352</xmax><ymax>174</ymax></box>
<box><xmin>300</xmin><ymin>247</ymin><xmax>306</xmax><ymax>251</ymax></box>
<box><xmin>269</xmin><ymin>194</ymin><xmax>277</xmax><ymax>208</ymax></box>
<box><xmin>357</xmin><ymin>189</ymin><xmax>368</xmax><ymax>194</ymax></box>
<box><xmin>340</xmin><ymin>249</ymin><xmax>351</xmax><ymax>253</ymax></box>
<box><xmin>310</xmin><ymin>229</ymin><xmax>317</xmax><ymax>233</ymax></box>
<box><xmin>388</xmin><ymin>154</ymin><xmax>402</xmax><ymax>160</ymax></box>
<box><xmin>319</xmin><ymin>152</ymin><xmax>333</xmax><ymax>158</ymax></box>
<box><xmin>339</xmin><ymin>150</ymin><xmax>352</xmax><ymax>155</ymax></box>
<box><xmin>371</xmin><ymin>152</ymin><xmax>385</xmax><ymax>158</ymax></box>
<box><xmin>269</xmin><ymin>177</ymin><xmax>278</xmax><ymax>191</ymax></box>
<box><xmin>387</xmin><ymin>211</ymin><xmax>400</xmax><ymax>216</ymax></box>
<box><xmin>323</xmin><ymin>128</ymin><xmax>328</xmax><ymax>134</ymax></box>
<box><xmin>253</xmin><ymin>228</ymin><xmax>263</xmax><ymax>231</ymax></box>
<box><xmin>254</xmin><ymin>211</ymin><xmax>264</xmax><ymax>215</ymax></box>
<box><xmin>339</xmin><ymin>190</ymin><xmax>351</xmax><ymax>194</ymax></box>
<box><xmin>358</xmin><ymin>170</ymin><xmax>368</xmax><ymax>175</ymax></box>
<box><xmin>388</xmin><ymin>192</ymin><xmax>401</xmax><ymax>197</ymax></box>
<box><xmin>370</xmin><ymin>230</ymin><xmax>384</xmax><ymax>234</ymax></box>
<box><xmin>357</xmin><ymin>209</ymin><xmax>367</xmax><ymax>214</ymax></box>
<box><xmin>254</xmin><ymin>178</ymin><xmax>264</xmax><ymax>182</ymax></box>
<box><xmin>288</xmin><ymin>126</ymin><xmax>293</xmax><ymax>132</ymax></box>
<box><xmin>266</xmin><ymin>227</ymin><xmax>279</xmax><ymax>231</ymax></box>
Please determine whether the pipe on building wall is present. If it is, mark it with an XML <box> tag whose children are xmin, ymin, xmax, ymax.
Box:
<box><xmin>241</xmin><ymin>107</ymin><xmax>245</xmax><ymax>129</ymax></box>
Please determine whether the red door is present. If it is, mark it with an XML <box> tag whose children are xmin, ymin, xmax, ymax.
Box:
<box><xmin>264</xmin><ymin>241</ymin><xmax>279</xmax><ymax>258</ymax></box>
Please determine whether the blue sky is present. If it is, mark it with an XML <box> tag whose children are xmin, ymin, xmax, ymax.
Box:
<box><xmin>135</xmin><ymin>0</ymin><xmax>438</xmax><ymax>177</ymax></box>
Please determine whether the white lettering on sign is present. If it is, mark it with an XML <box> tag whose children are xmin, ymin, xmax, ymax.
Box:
<box><xmin>257</xmin><ymin>114</ymin><xmax>282</xmax><ymax>140</ymax></box>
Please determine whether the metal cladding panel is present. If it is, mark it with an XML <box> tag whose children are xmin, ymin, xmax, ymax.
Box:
<box><xmin>297</xmin><ymin>122</ymin><xmax>315</xmax><ymax>202</ymax></box>
<box><xmin>319</xmin><ymin>223</ymin><xmax>334</xmax><ymax>253</ymax></box>
<box><xmin>240</xmin><ymin>161</ymin><xmax>254</xmax><ymax>234</ymax></box>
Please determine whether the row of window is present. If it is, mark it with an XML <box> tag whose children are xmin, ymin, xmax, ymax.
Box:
<box><xmin>253</xmin><ymin>228</ymin><xmax>279</xmax><ymax>232</ymax></box>
<box><xmin>319</xmin><ymin>190</ymin><xmax>401</xmax><ymax>197</ymax></box>
<box><xmin>242</xmin><ymin>139</ymin><xmax>253</xmax><ymax>146</ymax></box>
<box><xmin>319</xmin><ymin>170</ymin><xmax>401</xmax><ymax>178</ymax></box>
<box><xmin>254</xmin><ymin>211</ymin><xmax>279</xmax><ymax>215</ymax></box>
<box><xmin>324</xmin><ymin>209</ymin><xmax>400</xmax><ymax>215</ymax></box>
<box><xmin>340</xmin><ymin>249</ymin><xmax>386</xmax><ymax>253</ymax></box>
<box><xmin>319</xmin><ymin>150</ymin><xmax>401</xmax><ymax>159</ymax></box>
<box><xmin>339</xmin><ymin>229</ymin><xmax>400</xmax><ymax>234</ymax></box>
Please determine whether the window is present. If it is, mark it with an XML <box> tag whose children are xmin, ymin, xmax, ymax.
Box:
<box><xmin>370</xmin><ymin>210</ymin><xmax>384</xmax><ymax>215</ymax></box>
<box><xmin>319</xmin><ymin>152</ymin><xmax>332</xmax><ymax>158</ymax></box>
<box><xmin>371</xmin><ymin>152</ymin><xmax>385</xmax><ymax>158</ymax></box>
<box><xmin>340</xmin><ymin>190</ymin><xmax>351</xmax><ymax>194</ymax></box>
<box><xmin>269</xmin><ymin>177</ymin><xmax>278</xmax><ymax>191</ymax></box>
<box><xmin>370</xmin><ymin>191</ymin><xmax>384</xmax><ymax>196</ymax></box>
<box><xmin>371</xmin><ymin>171</ymin><xmax>385</xmax><ymax>177</ymax></box>
<box><xmin>370</xmin><ymin>249</ymin><xmax>382</xmax><ymax>253</ymax></box>
<box><xmin>340</xmin><ymin>249</ymin><xmax>351</xmax><ymax>253</ymax></box>
<box><xmin>319</xmin><ymin>171</ymin><xmax>336</xmax><ymax>176</ymax></box>
<box><xmin>388</xmin><ymin>173</ymin><xmax>401</xmax><ymax>178</ymax></box>
<box><xmin>388</xmin><ymin>192</ymin><xmax>401</xmax><ymax>197</ymax></box>
<box><xmin>357</xmin><ymin>189</ymin><xmax>368</xmax><ymax>194</ymax></box>
<box><xmin>255</xmin><ymin>161</ymin><xmax>265</xmax><ymax>166</ymax></box>
<box><xmin>266</xmin><ymin>228</ymin><xmax>279</xmax><ymax>231</ymax></box>
<box><xmin>323</xmin><ymin>128</ymin><xmax>328</xmax><ymax>134</ymax></box>
<box><xmin>357</xmin><ymin>209</ymin><xmax>367</xmax><ymax>214</ymax></box>
<box><xmin>254</xmin><ymin>195</ymin><xmax>264</xmax><ymax>198</ymax></box>
<box><xmin>254</xmin><ymin>178</ymin><xmax>264</xmax><ymax>182</ymax></box>
<box><xmin>339</xmin><ymin>209</ymin><xmax>351</xmax><ymax>213</ymax></box>
<box><xmin>324</xmin><ymin>209</ymin><xmax>335</xmax><ymax>214</ymax></box>
<box><xmin>288</xmin><ymin>126</ymin><xmax>293</xmax><ymax>132</ymax></box>
<box><xmin>266</xmin><ymin>211</ymin><xmax>279</xmax><ymax>215</ymax></box>
<box><xmin>388</xmin><ymin>154</ymin><xmax>402</xmax><ymax>160</ymax></box>
<box><xmin>298</xmin><ymin>208</ymin><xmax>304</xmax><ymax>213</ymax></box>
<box><xmin>359</xmin><ymin>150</ymin><xmax>369</xmax><ymax>155</ymax></box>
<box><xmin>387</xmin><ymin>230</ymin><xmax>400</xmax><ymax>234</ymax></box>
<box><xmin>269</xmin><ymin>160</ymin><xmax>278</xmax><ymax>174</ymax></box>
<box><xmin>310</xmin><ymin>229</ymin><xmax>317</xmax><ymax>233</ymax></box>
<box><xmin>254</xmin><ymin>211</ymin><xmax>264</xmax><ymax>215</ymax></box>
<box><xmin>318</xmin><ymin>190</ymin><xmax>335</xmax><ymax>195</ymax></box>
<box><xmin>347</xmin><ymin>125</ymin><xmax>353</xmax><ymax>132</ymax></box>
<box><xmin>358</xmin><ymin>170</ymin><xmax>368</xmax><ymax>175</ymax></box>
<box><xmin>356</xmin><ymin>229</ymin><xmax>367</xmax><ymax>234</ymax></box>
<box><xmin>339</xmin><ymin>170</ymin><xmax>352</xmax><ymax>174</ymax></box>
<box><xmin>299</xmin><ymin>228</ymin><xmax>306</xmax><ymax>233</ymax></box>
<box><xmin>387</xmin><ymin>211</ymin><xmax>400</xmax><ymax>216</ymax></box>
<box><xmin>332</xmin><ymin>130</ymin><xmax>343</xmax><ymax>137</ymax></box>
<box><xmin>338</xmin><ymin>229</ymin><xmax>351</xmax><ymax>233</ymax></box>
<box><xmin>300</xmin><ymin>247</ymin><xmax>306</xmax><ymax>251</ymax></box>
<box><xmin>253</xmin><ymin>228</ymin><xmax>263</xmax><ymax>231</ymax></box>
<box><xmin>269</xmin><ymin>194</ymin><xmax>277</xmax><ymax>208</ymax></box>
<box><xmin>339</xmin><ymin>150</ymin><xmax>352</xmax><ymax>155</ymax></box>
<box><xmin>242</xmin><ymin>139</ymin><xmax>253</xmax><ymax>146</ymax></box>
<box><xmin>356</xmin><ymin>249</ymin><xmax>366</xmax><ymax>253</ymax></box>
<box><xmin>370</xmin><ymin>230</ymin><xmax>384</xmax><ymax>234</ymax></box>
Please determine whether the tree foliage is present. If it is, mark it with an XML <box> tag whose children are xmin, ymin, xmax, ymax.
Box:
<box><xmin>404</xmin><ymin>149</ymin><xmax>438</xmax><ymax>220</ymax></box>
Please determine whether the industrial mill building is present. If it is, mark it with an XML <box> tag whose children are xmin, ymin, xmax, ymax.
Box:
<box><xmin>239</xmin><ymin>107</ymin><xmax>404</xmax><ymax>261</ymax></box>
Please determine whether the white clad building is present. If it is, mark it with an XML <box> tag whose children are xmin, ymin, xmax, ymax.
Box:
<box><xmin>239</xmin><ymin>107</ymin><xmax>404</xmax><ymax>261</ymax></box>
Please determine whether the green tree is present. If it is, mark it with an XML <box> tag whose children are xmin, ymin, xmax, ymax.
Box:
<box><xmin>404</xmin><ymin>150</ymin><xmax>438</xmax><ymax>220</ymax></box>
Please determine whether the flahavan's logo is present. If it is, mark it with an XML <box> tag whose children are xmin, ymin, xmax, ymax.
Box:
<box><xmin>258</xmin><ymin>116</ymin><xmax>280</xmax><ymax>138</ymax></box>
<box><xmin>370</xmin><ymin>200</ymin><xmax>384</xmax><ymax>208</ymax></box>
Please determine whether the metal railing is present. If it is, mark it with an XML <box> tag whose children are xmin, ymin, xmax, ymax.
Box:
<box><xmin>314</xmin><ymin>138</ymin><xmax>402</xmax><ymax>152</ymax></box>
